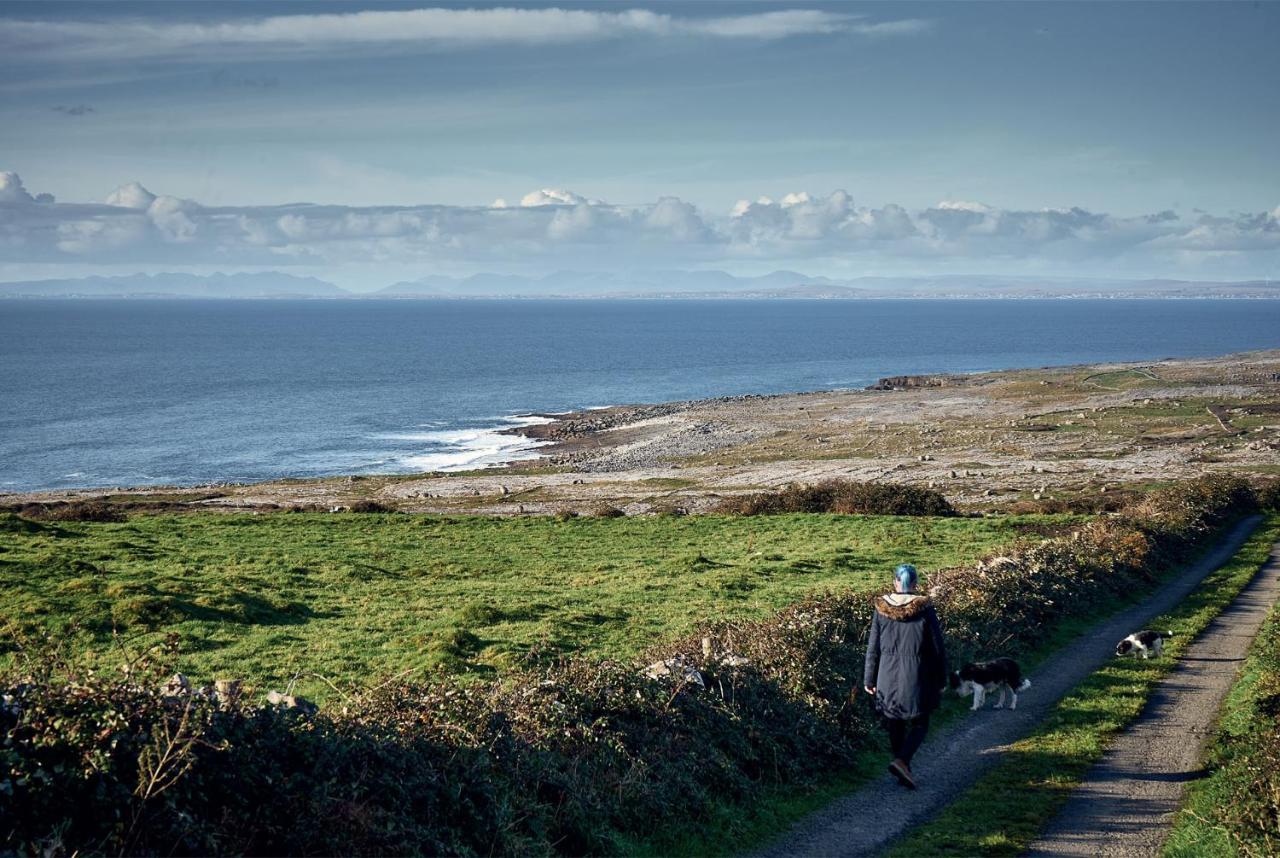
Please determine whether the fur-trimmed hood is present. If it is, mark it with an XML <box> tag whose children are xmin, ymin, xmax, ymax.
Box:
<box><xmin>873</xmin><ymin>593</ymin><xmax>931</xmax><ymax>621</ymax></box>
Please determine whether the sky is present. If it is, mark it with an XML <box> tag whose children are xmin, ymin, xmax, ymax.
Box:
<box><xmin>1</xmin><ymin>1</ymin><xmax>1278</xmax><ymax>290</ymax></box>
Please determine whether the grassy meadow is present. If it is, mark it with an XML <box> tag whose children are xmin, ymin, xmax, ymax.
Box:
<box><xmin>0</xmin><ymin>510</ymin><xmax>1072</xmax><ymax>698</ymax></box>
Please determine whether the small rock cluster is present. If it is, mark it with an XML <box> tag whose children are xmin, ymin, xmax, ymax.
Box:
<box><xmin>160</xmin><ymin>673</ymin><xmax>316</xmax><ymax>713</ymax></box>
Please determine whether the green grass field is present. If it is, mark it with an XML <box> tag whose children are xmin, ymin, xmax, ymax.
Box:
<box><xmin>0</xmin><ymin>511</ymin><xmax>1070</xmax><ymax>699</ymax></box>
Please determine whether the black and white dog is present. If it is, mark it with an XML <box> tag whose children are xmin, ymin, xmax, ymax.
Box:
<box><xmin>1115</xmin><ymin>630</ymin><xmax>1174</xmax><ymax>660</ymax></box>
<box><xmin>950</xmin><ymin>657</ymin><xmax>1031</xmax><ymax>711</ymax></box>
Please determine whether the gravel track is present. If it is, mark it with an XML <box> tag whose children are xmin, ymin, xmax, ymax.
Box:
<box><xmin>753</xmin><ymin>516</ymin><xmax>1263</xmax><ymax>858</ymax></box>
<box><xmin>1027</xmin><ymin>530</ymin><xmax>1280</xmax><ymax>857</ymax></box>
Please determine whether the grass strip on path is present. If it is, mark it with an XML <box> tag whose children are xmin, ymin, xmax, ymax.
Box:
<box><xmin>1164</xmin><ymin>546</ymin><xmax>1280</xmax><ymax>858</ymax></box>
<box><xmin>885</xmin><ymin>515</ymin><xmax>1280</xmax><ymax>857</ymax></box>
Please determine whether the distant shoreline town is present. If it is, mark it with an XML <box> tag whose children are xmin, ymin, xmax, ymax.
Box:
<box><xmin>1</xmin><ymin>270</ymin><xmax>1278</xmax><ymax>300</ymax></box>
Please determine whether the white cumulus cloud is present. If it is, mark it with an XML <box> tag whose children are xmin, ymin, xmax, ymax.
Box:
<box><xmin>0</xmin><ymin>8</ymin><xmax>929</xmax><ymax>61</ymax></box>
<box><xmin>1</xmin><ymin>172</ymin><xmax>1277</xmax><ymax>276</ymax></box>
<box><xmin>0</xmin><ymin>171</ymin><xmax>34</xmax><ymax>204</ymax></box>
<box><xmin>105</xmin><ymin>182</ymin><xmax>157</xmax><ymax>210</ymax></box>
<box><xmin>520</xmin><ymin>188</ymin><xmax>598</xmax><ymax>207</ymax></box>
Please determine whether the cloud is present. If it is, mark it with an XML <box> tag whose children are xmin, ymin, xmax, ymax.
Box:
<box><xmin>55</xmin><ymin>215</ymin><xmax>150</xmax><ymax>255</ymax></box>
<box><xmin>520</xmin><ymin>188</ymin><xmax>598</xmax><ymax>207</ymax></box>
<box><xmin>51</xmin><ymin>104</ymin><xmax>94</xmax><ymax>116</ymax></box>
<box><xmin>847</xmin><ymin>18</ymin><xmax>933</xmax><ymax>37</ymax></box>
<box><xmin>935</xmin><ymin>200</ymin><xmax>994</xmax><ymax>214</ymax></box>
<box><xmin>0</xmin><ymin>8</ymin><xmax>929</xmax><ymax>61</ymax></box>
<box><xmin>0</xmin><ymin>171</ymin><xmax>33</xmax><ymax>204</ymax></box>
<box><xmin>105</xmin><ymin>182</ymin><xmax>157</xmax><ymax>210</ymax></box>
<box><xmin>1</xmin><ymin>172</ymin><xmax>1276</xmax><ymax>274</ymax></box>
<box><xmin>684</xmin><ymin>10</ymin><xmax>859</xmax><ymax>39</ymax></box>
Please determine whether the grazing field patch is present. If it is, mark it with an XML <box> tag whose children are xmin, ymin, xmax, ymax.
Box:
<box><xmin>0</xmin><ymin>511</ymin><xmax>1065</xmax><ymax>699</ymax></box>
<box><xmin>1081</xmin><ymin>368</ymin><xmax>1162</xmax><ymax>390</ymax></box>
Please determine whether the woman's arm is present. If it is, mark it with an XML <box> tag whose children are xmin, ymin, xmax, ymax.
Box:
<box><xmin>926</xmin><ymin>606</ymin><xmax>947</xmax><ymax>683</ymax></box>
<box><xmin>863</xmin><ymin>612</ymin><xmax>881</xmax><ymax>693</ymax></box>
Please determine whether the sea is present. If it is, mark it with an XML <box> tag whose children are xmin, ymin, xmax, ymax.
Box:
<box><xmin>2</xmin><ymin>298</ymin><xmax>1278</xmax><ymax>493</ymax></box>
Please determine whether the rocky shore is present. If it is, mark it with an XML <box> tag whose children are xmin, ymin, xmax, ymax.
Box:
<box><xmin>5</xmin><ymin>351</ymin><xmax>1279</xmax><ymax>517</ymax></box>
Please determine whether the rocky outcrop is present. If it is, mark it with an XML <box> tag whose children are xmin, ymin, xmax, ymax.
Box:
<box><xmin>866</xmin><ymin>374</ymin><xmax>964</xmax><ymax>391</ymax></box>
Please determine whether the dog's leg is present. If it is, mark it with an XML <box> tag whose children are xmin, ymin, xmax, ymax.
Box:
<box><xmin>1010</xmin><ymin>691</ymin><xmax>1018</xmax><ymax>710</ymax></box>
<box><xmin>971</xmin><ymin>686</ymin><xmax>984</xmax><ymax>711</ymax></box>
<box><xmin>994</xmin><ymin>686</ymin><xmax>1007</xmax><ymax>709</ymax></box>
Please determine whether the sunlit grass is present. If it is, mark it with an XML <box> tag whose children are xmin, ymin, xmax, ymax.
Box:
<box><xmin>0</xmin><ymin>511</ymin><xmax>1066</xmax><ymax>701</ymax></box>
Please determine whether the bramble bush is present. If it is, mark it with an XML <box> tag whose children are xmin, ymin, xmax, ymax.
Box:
<box><xmin>0</xmin><ymin>475</ymin><xmax>1264</xmax><ymax>856</ymax></box>
<box><xmin>1257</xmin><ymin>479</ymin><xmax>1280</xmax><ymax>512</ymax></box>
<box><xmin>14</xmin><ymin>500</ymin><xmax>126</xmax><ymax>523</ymax></box>
<box><xmin>715</xmin><ymin>480</ymin><xmax>954</xmax><ymax>517</ymax></box>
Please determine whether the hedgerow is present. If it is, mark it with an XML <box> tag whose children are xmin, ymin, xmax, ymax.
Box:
<box><xmin>15</xmin><ymin>500</ymin><xmax>126</xmax><ymax>523</ymax></box>
<box><xmin>715</xmin><ymin>480</ymin><xmax>954</xmax><ymax>516</ymax></box>
<box><xmin>0</xmin><ymin>475</ymin><xmax>1262</xmax><ymax>856</ymax></box>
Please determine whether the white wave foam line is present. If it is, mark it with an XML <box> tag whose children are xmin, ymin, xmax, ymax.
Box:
<box><xmin>500</xmin><ymin>414</ymin><xmax>557</xmax><ymax>426</ymax></box>
<box><xmin>390</xmin><ymin>416</ymin><xmax>555</xmax><ymax>473</ymax></box>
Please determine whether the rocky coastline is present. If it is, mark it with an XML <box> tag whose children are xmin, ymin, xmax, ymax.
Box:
<box><xmin>5</xmin><ymin>351</ymin><xmax>1279</xmax><ymax>517</ymax></box>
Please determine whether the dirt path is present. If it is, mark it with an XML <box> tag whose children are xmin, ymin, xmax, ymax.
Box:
<box><xmin>753</xmin><ymin>516</ymin><xmax>1263</xmax><ymax>858</ymax></box>
<box><xmin>1027</xmin><ymin>533</ymin><xmax>1280</xmax><ymax>857</ymax></box>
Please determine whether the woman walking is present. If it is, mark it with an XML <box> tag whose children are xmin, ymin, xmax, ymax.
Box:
<box><xmin>863</xmin><ymin>563</ymin><xmax>947</xmax><ymax>789</ymax></box>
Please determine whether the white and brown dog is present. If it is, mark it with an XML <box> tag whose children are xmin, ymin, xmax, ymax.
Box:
<box><xmin>950</xmin><ymin>657</ymin><xmax>1031</xmax><ymax>711</ymax></box>
<box><xmin>1115</xmin><ymin>630</ymin><xmax>1174</xmax><ymax>660</ymax></box>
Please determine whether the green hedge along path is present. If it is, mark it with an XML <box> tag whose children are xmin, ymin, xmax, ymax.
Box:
<box><xmin>754</xmin><ymin>515</ymin><xmax>1263</xmax><ymax>858</ymax></box>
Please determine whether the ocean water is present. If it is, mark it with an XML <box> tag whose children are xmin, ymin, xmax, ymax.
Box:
<box><xmin>1</xmin><ymin>298</ymin><xmax>1278</xmax><ymax>493</ymax></box>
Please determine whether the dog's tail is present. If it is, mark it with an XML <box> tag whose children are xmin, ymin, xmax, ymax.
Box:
<box><xmin>1017</xmin><ymin>678</ymin><xmax>1032</xmax><ymax>692</ymax></box>
<box><xmin>1164</xmin><ymin>630</ymin><xmax>1175</xmax><ymax>638</ymax></box>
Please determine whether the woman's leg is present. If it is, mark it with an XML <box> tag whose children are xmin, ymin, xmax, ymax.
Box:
<box><xmin>899</xmin><ymin>715</ymin><xmax>931</xmax><ymax>764</ymax></box>
<box><xmin>885</xmin><ymin>717</ymin><xmax>906</xmax><ymax>757</ymax></box>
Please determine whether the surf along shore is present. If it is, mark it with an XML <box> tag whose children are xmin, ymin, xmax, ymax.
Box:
<box><xmin>4</xmin><ymin>349</ymin><xmax>1279</xmax><ymax>517</ymax></box>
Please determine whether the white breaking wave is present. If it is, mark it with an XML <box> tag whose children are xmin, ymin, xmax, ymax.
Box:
<box><xmin>385</xmin><ymin>415</ymin><xmax>554</xmax><ymax>473</ymax></box>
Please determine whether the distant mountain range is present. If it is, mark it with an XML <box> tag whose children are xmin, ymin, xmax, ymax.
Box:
<box><xmin>0</xmin><ymin>272</ymin><xmax>345</xmax><ymax>298</ymax></box>
<box><xmin>2</xmin><ymin>270</ymin><xmax>1277</xmax><ymax>299</ymax></box>
<box><xmin>377</xmin><ymin>269</ymin><xmax>838</xmax><ymax>297</ymax></box>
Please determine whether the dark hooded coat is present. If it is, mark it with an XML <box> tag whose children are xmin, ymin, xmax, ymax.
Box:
<box><xmin>863</xmin><ymin>593</ymin><xmax>947</xmax><ymax>719</ymax></box>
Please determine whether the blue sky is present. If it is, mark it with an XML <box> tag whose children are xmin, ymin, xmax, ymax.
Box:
<box><xmin>1</xmin><ymin>1</ymin><xmax>1277</xmax><ymax>288</ymax></box>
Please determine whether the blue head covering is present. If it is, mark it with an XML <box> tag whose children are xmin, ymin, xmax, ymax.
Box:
<box><xmin>894</xmin><ymin>563</ymin><xmax>918</xmax><ymax>590</ymax></box>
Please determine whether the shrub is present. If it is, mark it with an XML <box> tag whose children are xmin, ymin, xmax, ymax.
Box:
<box><xmin>716</xmin><ymin>480</ymin><xmax>954</xmax><ymax>517</ymax></box>
<box><xmin>827</xmin><ymin>482</ymin><xmax>954</xmax><ymax>516</ymax></box>
<box><xmin>348</xmin><ymin>500</ymin><xmax>394</xmax><ymax>513</ymax></box>
<box><xmin>1006</xmin><ymin>490</ymin><xmax>1140</xmax><ymax>515</ymax></box>
<box><xmin>19</xmin><ymin>500</ymin><xmax>126</xmax><ymax>522</ymax></box>
<box><xmin>1257</xmin><ymin>479</ymin><xmax>1280</xmax><ymax>512</ymax></box>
